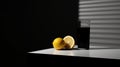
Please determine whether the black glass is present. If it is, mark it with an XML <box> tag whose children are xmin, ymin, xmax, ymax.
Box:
<box><xmin>76</xmin><ymin>20</ymin><xmax>90</xmax><ymax>49</ymax></box>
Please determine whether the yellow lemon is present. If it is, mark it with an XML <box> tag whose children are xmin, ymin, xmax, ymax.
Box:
<box><xmin>52</xmin><ymin>37</ymin><xmax>66</xmax><ymax>50</ymax></box>
<box><xmin>63</xmin><ymin>35</ymin><xmax>75</xmax><ymax>49</ymax></box>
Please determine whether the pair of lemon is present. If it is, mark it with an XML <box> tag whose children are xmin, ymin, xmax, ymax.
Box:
<box><xmin>52</xmin><ymin>35</ymin><xmax>75</xmax><ymax>50</ymax></box>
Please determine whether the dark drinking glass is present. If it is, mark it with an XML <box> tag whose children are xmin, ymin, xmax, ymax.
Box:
<box><xmin>76</xmin><ymin>27</ymin><xmax>90</xmax><ymax>49</ymax></box>
<box><xmin>76</xmin><ymin>20</ymin><xmax>90</xmax><ymax>49</ymax></box>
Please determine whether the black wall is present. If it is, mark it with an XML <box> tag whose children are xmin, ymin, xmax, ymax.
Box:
<box><xmin>2</xmin><ymin>0</ymin><xmax>78</xmax><ymax>66</ymax></box>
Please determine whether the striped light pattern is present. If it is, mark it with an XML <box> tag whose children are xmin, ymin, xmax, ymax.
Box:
<box><xmin>79</xmin><ymin>0</ymin><xmax>120</xmax><ymax>48</ymax></box>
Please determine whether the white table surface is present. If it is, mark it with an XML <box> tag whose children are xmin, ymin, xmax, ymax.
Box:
<box><xmin>29</xmin><ymin>45</ymin><xmax>120</xmax><ymax>60</ymax></box>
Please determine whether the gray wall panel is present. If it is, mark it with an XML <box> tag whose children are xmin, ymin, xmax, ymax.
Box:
<box><xmin>80</xmin><ymin>2</ymin><xmax>120</xmax><ymax>8</ymax></box>
<box><xmin>80</xmin><ymin>0</ymin><xmax>116</xmax><ymax>4</ymax></box>
<box><xmin>80</xmin><ymin>11</ymin><xmax>120</xmax><ymax>16</ymax></box>
<box><xmin>79</xmin><ymin>7</ymin><xmax>120</xmax><ymax>12</ymax></box>
<box><xmin>79</xmin><ymin>15</ymin><xmax>120</xmax><ymax>19</ymax></box>
<box><xmin>90</xmin><ymin>34</ymin><xmax>120</xmax><ymax>39</ymax></box>
<box><xmin>79</xmin><ymin>0</ymin><xmax>120</xmax><ymax>48</ymax></box>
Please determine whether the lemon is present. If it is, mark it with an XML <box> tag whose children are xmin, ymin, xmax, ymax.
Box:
<box><xmin>63</xmin><ymin>35</ymin><xmax>75</xmax><ymax>49</ymax></box>
<box><xmin>52</xmin><ymin>37</ymin><xmax>66</xmax><ymax>50</ymax></box>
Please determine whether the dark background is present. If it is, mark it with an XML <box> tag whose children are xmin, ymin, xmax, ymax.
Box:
<box><xmin>1</xmin><ymin>0</ymin><xmax>78</xmax><ymax>66</ymax></box>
